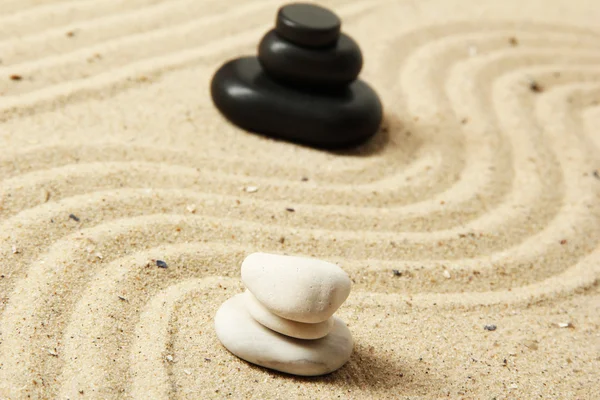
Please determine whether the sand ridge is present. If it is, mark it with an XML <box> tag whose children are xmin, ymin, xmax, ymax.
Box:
<box><xmin>0</xmin><ymin>0</ymin><xmax>599</xmax><ymax>398</ymax></box>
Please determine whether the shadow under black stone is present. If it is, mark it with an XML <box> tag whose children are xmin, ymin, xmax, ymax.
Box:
<box><xmin>328</xmin><ymin>111</ymin><xmax>397</xmax><ymax>157</ymax></box>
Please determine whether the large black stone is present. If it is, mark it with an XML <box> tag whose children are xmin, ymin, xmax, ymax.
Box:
<box><xmin>275</xmin><ymin>3</ymin><xmax>341</xmax><ymax>48</ymax></box>
<box><xmin>210</xmin><ymin>57</ymin><xmax>383</xmax><ymax>149</ymax></box>
<box><xmin>258</xmin><ymin>29</ymin><xmax>362</xmax><ymax>88</ymax></box>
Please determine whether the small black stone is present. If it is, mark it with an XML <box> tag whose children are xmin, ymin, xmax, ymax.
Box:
<box><xmin>210</xmin><ymin>57</ymin><xmax>382</xmax><ymax>149</ymax></box>
<box><xmin>276</xmin><ymin>3</ymin><xmax>341</xmax><ymax>48</ymax></box>
<box><xmin>210</xmin><ymin>2</ymin><xmax>382</xmax><ymax>149</ymax></box>
<box><xmin>258</xmin><ymin>29</ymin><xmax>362</xmax><ymax>87</ymax></box>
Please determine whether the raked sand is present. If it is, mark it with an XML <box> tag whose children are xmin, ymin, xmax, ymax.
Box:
<box><xmin>0</xmin><ymin>0</ymin><xmax>599</xmax><ymax>398</ymax></box>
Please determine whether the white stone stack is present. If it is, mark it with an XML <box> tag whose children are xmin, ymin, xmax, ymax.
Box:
<box><xmin>214</xmin><ymin>252</ymin><xmax>353</xmax><ymax>376</ymax></box>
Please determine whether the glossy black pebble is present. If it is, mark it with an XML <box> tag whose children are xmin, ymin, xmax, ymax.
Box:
<box><xmin>258</xmin><ymin>29</ymin><xmax>362</xmax><ymax>87</ymax></box>
<box><xmin>210</xmin><ymin>57</ymin><xmax>382</xmax><ymax>149</ymax></box>
<box><xmin>276</xmin><ymin>3</ymin><xmax>341</xmax><ymax>48</ymax></box>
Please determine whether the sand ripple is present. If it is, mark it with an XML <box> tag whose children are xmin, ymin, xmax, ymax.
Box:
<box><xmin>1</xmin><ymin>0</ymin><xmax>599</xmax><ymax>398</ymax></box>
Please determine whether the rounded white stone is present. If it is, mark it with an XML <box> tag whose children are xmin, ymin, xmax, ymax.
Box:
<box><xmin>214</xmin><ymin>293</ymin><xmax>353</xmax><ymax>376</ymax></box>
<box><xmin>244</xmin><ymin>290</ymin><xmax>334</xmax><ymax>340</ymax></box>
<box><xmin>241</xmin><ymin>252</ymin><xmax>352</xmax><ymax>323</ymax></box>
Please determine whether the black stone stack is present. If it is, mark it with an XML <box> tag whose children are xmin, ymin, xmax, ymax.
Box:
<box><xmin>210</xmin><ymin>3</ymin><xmax>383</xmax><ymax>149</ymax></box>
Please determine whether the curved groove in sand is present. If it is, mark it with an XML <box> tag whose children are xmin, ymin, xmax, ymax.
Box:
<box><xmin>56</xmin><ymin>271</ymin><xmax>264</xmax><ymax>398</ymax></box>
<box><xmin>0</xmin><ymin>0</ymin><xmax>276</xmax><ymax>90</ymax></box>
<box><xmin>0</xmin><ymin>179</ymin><xmax>596</xmax><ymax>301</ymax></box>
<box><xmin>1</xmin><ymin>70</ymin><xmax>598</xmax><ymax>273</ymax></box>
<box><xmin>0</xmin><ymin>216</ymin><xmax>245</xmax><ymax>396</ymax></box>
<box><xmin>0</xmin><ymin>0</ymin><xmax>378</xmax><ymax>103</ymax></box>
<box><xmin>0</xmin><ymin>0</ymin><xmax>149</xmax><ymax>37</ymax></box>
<box><xmin>0</xmin><ymin>0</ymin><xmax>225</xmax><ymax>67</ymax></box>
<box><xmin>4</xmin><ymin>236</ymin><xmax>597</xmax><ymax>397</ymax></box>
<box><xmin>1</xmin><ymin>20</ymin><xmax>596</xmax><ymax>296</ymax></box>
<box><xmin>2</xmin><ymin>197</ymin><xmax>598</xmax><ymax>392</ymax></box>
<box><xmin>1</xmin><ymin>33</ymin><xmax>596</xmax><ymax>224</ymax></box>
<box><xmin>551</xmin><ymin>85</ymin><xmax>600</xmax><ymax>154</ymax></box>
<box><xmin>348</xmin><ymin>244</ymin><xmax>600</xmax><ymax>309</ymax></box>
<box><xmin>1</xmin><ymin>24</ymin><xmax>594</xmax><ymax>239</ymax></box>
<box><xmin>577</xmin><ymin>93</ymin><xmax>600</xmax><ymax>152</ymax></box>
<box><xmin>128</xmin><ymin>277</ymin><xmax>234</xmax><ymax>400</ymax></box>
<box><xmin>4</xmin><ymin>236</ymin><xmax>598</xmax><ymax>396</ymax></box>
<box><xmin>0</xmin><ymin>183</ymin><xmax>587</xmax><ymax>259</ymax></box>
<box><xmin>0</xmin><ymin>0</ymin><xmax>375</xmax><ymax>67</ymax></box>
<box><xmin>0</xmin><ymin>140</ymin><xmax>423</xmax><ymax>185</ymax></box>
<box><xmin>0</xmin><ymin>62</ymin><xmax>594</xmax><ymax>217</ymax></box>
<box><xmin>0</xmin><ymin>157</ymin><xmax>444</xmax><ymax>213</ymax></box>
<box><xmin>395</xmin><ymin>47</ymin><xmax>600</xmax><ymax>223</ymax></box>
<box><xmin>55</xmin><ymin>242</ymin><xmax>240</xmax><ymax>398</ymax></box>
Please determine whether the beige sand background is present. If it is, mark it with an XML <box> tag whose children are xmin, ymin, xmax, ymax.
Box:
<box><xmin>0</xmin><ymin>0</ymin><xmax>599</xmax><ymax>398</ymax></box>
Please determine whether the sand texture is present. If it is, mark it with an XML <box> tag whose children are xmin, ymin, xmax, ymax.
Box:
<box><xmin>0</xmin><ymin>0</ymin><xmax>599</xmax><ymax>398</ymax></box>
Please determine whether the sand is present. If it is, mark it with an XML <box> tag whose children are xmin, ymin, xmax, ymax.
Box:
<box><xmin>0</xmin><ymin>0</ymin><xmax>599</xmax><ymax>398</ymax></box>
